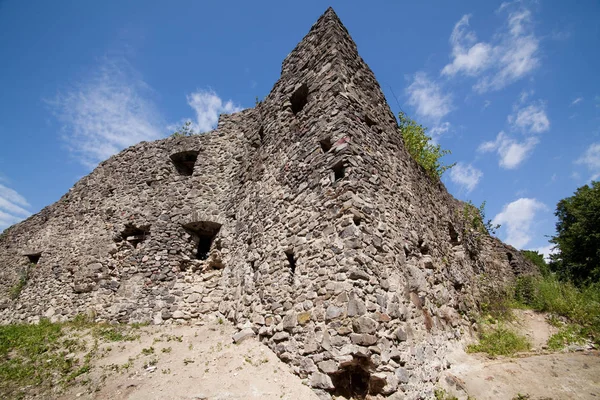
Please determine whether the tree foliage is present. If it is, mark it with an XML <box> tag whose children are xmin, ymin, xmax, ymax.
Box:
<box><xmin>521</xmin><ymin>250</ymin><xmax>550</xmax><ymax>277</ymax></box>
<box><xmin>398</xmin><ymin>112</ymin><xmax>455</xmax><ymax>179</ymax></box>
<box><xmin>550</xmin><ymin>181</ymin><xmax>600</xmax><ymax>285</ymax></box>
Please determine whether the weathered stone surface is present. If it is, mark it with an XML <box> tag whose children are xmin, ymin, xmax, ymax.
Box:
<box><xmin>309</xmin><ymin>372</ymin><xmax>334</xmax><ymax>390</ymax></box>
<box><xmin>352</xmin><ymin>316</ymin><xmax>377</xmax><ymax>334</ymax></box>
<box><xmin>232</xmin><ymin>328</ymin><xmax>255</xmax><ymax>344</ymax></box>
<box><xmin>0</xmin><ymin>7</ymin><xmax>536</xmax><ymax>400</ymax></box>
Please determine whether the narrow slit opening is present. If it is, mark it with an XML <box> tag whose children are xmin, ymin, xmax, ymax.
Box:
<box><xmin>120</xmin><ymin>224</ymin><xmax>150</xmax><ymax>248</ymax></box>
<box><xmin>290</xmin><ymin>83</ymin><xmax>308</xmax><ymax>115</ymax></box>
<box><xmin>332</xmin><ymin>161</ymin><xmax>345</xmax><ymax>182</ymax></box>
<box><xmin>285</xmin><ymin>251</ymin><xmax>296</xmax><ymax>276</ymax></box>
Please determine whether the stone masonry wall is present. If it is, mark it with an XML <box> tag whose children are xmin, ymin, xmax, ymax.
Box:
<box><xmin>0</xmin><ymin>8</ymin><xmax>535</xmax><ymax>399</ymax></box>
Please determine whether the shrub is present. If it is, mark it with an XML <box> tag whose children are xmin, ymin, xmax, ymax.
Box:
<box><xmin>398</xmin><ymin>112</ymin><xmax>455</xmax><ymax>179</ymax></box>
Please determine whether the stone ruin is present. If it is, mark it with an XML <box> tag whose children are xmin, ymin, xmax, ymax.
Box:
<box><xmin>0</xmin><ymin>8</ymin><xmax>535</xmax><ymax>399</ymax></box>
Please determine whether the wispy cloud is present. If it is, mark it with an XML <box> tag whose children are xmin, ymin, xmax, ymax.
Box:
<box><xmin>0</xmin><ymin>182</ymin><xmax>31</xmax><ymax>231</ymax></box>
<box><xmin>449</xmin><ymin>162</ymin><xmax>483</xmax><ymax>193</ymax></box>
<box><xmin>49</xmin><ymin>59</ymin><xmax>242</xmax><ymax>168</ymax></box>
<box><xmin>441</xmin><ymin>15</ymin><xmax>493</xmax><ymax>77</ymax></box>
<box><xmin>492</xmin><ymin>197</ymin><xmax>546</xmax><ymax>248</ymax></box>
<box><xmin>478</xmin><ymin>131</ymin><xmax>539</xmax><ymax>169</ymax></box>
<box><xmin>509</xmin><ymin>101</ymin><xmax>550</xmax><ymax>134</ymax></box>
<box><xmin>571</xmin><ymin>97</ymin><xmax>583</xmax><ymax>106</ymax></box>
<box><xmin>49</xmin><ymin>58</ymin><xmax>165</xmax><ymax>168</ymax></box>
<box><xmin>576</xmin><ymin>142</ymin><xmax>600</xmax><ymax>180</ymax></box>
<box><xmin>442</xmin><ymin>5</ymin><xmax>540</xmax><ymax>93</ymax></box>
<box><xmin>406</xmin><ymin>72</ymin><xmax>452</xmax><ymax>122</ymax></box>
<box><xmin>186</xmin><ymin>89</ymin><xmax>243</xmax><ymax>133</ymax></box>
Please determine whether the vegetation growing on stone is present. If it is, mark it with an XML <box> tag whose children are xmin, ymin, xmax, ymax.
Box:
<box><xmin>171</xmin><ymin>120</ymin><xmax>196</xmax><ymax>137</ymax></box>
<box><xmin>398</xmin><ymin>111</ymin><xmax>455</xmax><ymax>179</ymax></box>
<box><xmin>467</xmin><ymin>325</ymin><xmax>530</xmax><ymax>356</ymax></box>
<box><xmin>462</xmin><ymin>200</ymin><xmax>500</xmax><ymax>236</ymax></box>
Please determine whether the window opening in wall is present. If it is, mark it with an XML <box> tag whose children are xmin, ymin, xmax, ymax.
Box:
<box><xmin>170</xmin><ymin>150</ymin><xmax>199</xmax><ymax>176</ymax></box>
<box><xmin>320</xmin><ymin>137</ymin><xmax>332</xmax><ymax>153</ymax></box>
<box><xmin>120</xmin><ymin>224</ymin><xmax>150</xmax><ymax>248</ymax></box>
<box><xmin>285</xmin><ymin>251</ymin><xmax>296</xmax><ymax>276</ymax></box>
<box><xmin>332</xmin><ymin>161</ymin><xmax>345</xmax><ymax>182</ymax></box>
<box><xmin>183</xmin><ymin>221</ymin><xmax>222</xmax><ymax>261</ymax></box>
<box><xmin>25</xmin><ymin>253</ymin><xmax>41</xmax><ymax>265</ymax></box>
<box><xmin>448</xmin><ymin>222</ymin><xmax>460</xmax><ymax>245</ymax></box>
<box><xmin>353</xmin><ymin>214</ymin><xmax>362</xmax><ymax>226</ymax></box>
<box><xmin>364</xmin><ymin>114</ymin><xmax>376</xmax><ymax>127</ymax></box>
<box><xmin>290</xmin><ymin>83</ymin><xmax>308</xmax><ymax>115</ymax></box>
<box><xmin>330</xmin><ymin>356</ymin><xmax>381</xmax><ymax>399</ymax></box>
<box><xmin>259</xmin><ymin>126</ymin><xmax>264</xmax><ymax>142</ymax></box>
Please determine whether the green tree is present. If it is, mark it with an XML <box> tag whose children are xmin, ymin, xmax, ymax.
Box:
<box><xmin>550</xmin><ymin>181</ymin><xmax>600</xmax><ymax>285</ymax></box>
<box><xmin>521</xmin><ymin>250</ymin><xmax>550</xmax><ymax>277</ymax></box>
<box><xmin>398</xmin><ymin>112</ymin><xmax>455</xmax><ymax>179</ymax></box>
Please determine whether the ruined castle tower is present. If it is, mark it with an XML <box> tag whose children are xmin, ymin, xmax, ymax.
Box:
<box><xmin>0</xmin><ymin>8</ymin><xmax>534</xmax><ymax>399</ymax></box>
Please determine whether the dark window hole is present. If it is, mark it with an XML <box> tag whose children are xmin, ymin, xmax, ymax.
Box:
<box><xmin>290</xmin><ymin>83</ymin><xmax>308</xmax><ymax>115</ymax></box>
<box><xmin>353</xmin><ymin>215</ymin><xmax>362</xmax><ymax>226</ymax></box>
<box><xmin>329</xmin><ymin>357</ymin><xmax>382</xmax><ymax>399</ymax></box>
<box><xmin>448</xmin><ymin>222</ymin><xmax>460</xmax><ymax>245</ymax></box>
<box><xmin>26</xmin><ymin>253</ymin><xmax>41</xmax><ymax>265</ymax></box>
<box><xmin>507</xmin><ymin>252</ymin><xmax>514</xmax><ymax>262</ymax></box>
<box><xmin>364</xmin><ymin>114</ymin><xmax>376</xmax><ymax>127</ymax></box>
<box><xmin>183</xmin><ymin>221</ymin><xmax>222</xmax><ymax>261</ymax></box>
<box><xmin>170</xmin><ymin>150</ymin><xmax>199</xmax><ymax>176</ymax></box>
<box><xmin>320</xmin><ymin>137</ymin><xmax>332</xmax><ymax>153</ymax></box>
<box><xmin>120</xmin><ymin>224</ymin><xmax>150</xmax><ymax>248</ymax></box>
<box><xmin>259</xmin><ymin>126</ymin><xmax>264</xmax><ymax>142</ymax></box>
<box><xmin>332</xmin><ymin>161</ymin><xmax>345</xmax><ymax>182</ymax></box>
<box><xmin>285</xmin><ymin>251</ymin><xmax>296</xmax><ymax>276</ymax></box>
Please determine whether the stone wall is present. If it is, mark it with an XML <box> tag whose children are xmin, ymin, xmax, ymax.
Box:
<box><xmin>0</xmin><ymin>8</ymin><xmax>535</xmax><ymax>399</ymax></box>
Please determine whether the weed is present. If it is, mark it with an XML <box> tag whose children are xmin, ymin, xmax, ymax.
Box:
<box><xmin>141</xmin><ymin>347</ymin><xmax>155</xmax><ymax>355</ymax></box>
<box><xmin>434</xmin><ymin>388</ymin><xmax>458</xmax><ymax>400</ymax></box>
<box><xmin>218</xmin><ymin>317</ymin><xmax>224</xmax><ymax>324</ymax></box>
<box><xmin>9</xmin><ymin>265</ymin><xmax>31</xmax><ymax>300</ymax></box>
<box><xmin>183</xmin><ymin>358</ymin><xmax>194</xmax><ymax>365</ymax></box>
<box><xmin>188</xmin><ymin>343</ymin><xmax>193</xmax><ymax>350</ymax></box>
<box><xmin>547</xmin><ymin>324</ymin><xmax>588</xmax><ymax>350</ymax></box>
<box><xmin>161</xmin><ymin>347</ymin><xmax>172</xmax><ymax>353</ymax></box>
<box><xmin>468</xmin><ymin>325</ymin><xmax>530</xmax><ymax>356</ymax></box>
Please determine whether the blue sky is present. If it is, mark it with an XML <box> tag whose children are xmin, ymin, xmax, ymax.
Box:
<box><xmin>1</xmin><ymin>1</ymin><xmax>599</xmax><ymax>256</ymax></box>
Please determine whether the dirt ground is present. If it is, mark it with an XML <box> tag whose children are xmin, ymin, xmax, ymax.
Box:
<box><xmin>441</xmin><ymin>310</ymin><xmax>600</xmax><ymax>400</ymax></box>
<box><xmin>59</xmin><ymin>311</ymin><xmax>600</xmax><ymax>400</ymax></box>
<box><xmin>60</xmin><ymin>321</ymin><xmax>318</xmax><ymax>400</ymax></box>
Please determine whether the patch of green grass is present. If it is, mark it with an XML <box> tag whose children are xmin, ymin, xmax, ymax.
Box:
<box><xmin>92</xmin><ymin>325</ymin><xmax>139</xmax><ymax>342</ymax></box>
<box><xmin>0</xmin><ymin>319</ymin><xmax>81</xmax><ymax>397</ymax></box>
<box><xmin>9</xmin><ymin>265</ymin><xmax>31</xmax><ymax>300</ymax></box>
<box><xmin>434</xmin><ymin>388</ymin><xmax>459</xmax><ymax>400</ymax></box>
<box><xmin>467</xmin><ymin>325</ymin><xmax>530</xmax><ymax>357</ymax></box>
<box><xmin>513</xmin><ymin>275</ymin><xmax>600</xmax><ymax>344</ymax></box>
<box><xmin>141</xmin><ymin>347</ymin><xmax>154</xmax><ymax>355</ymax></box>
<box><xmin>547</xmin><ymin>324</ymin><xmax>588</xmax><ymax>351</ymax></box>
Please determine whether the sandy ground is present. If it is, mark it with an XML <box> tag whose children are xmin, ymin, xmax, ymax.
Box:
<box><xmin>60</xmin><ymin>321</ymin><xmax>319</xmax><ymax>400</ymax></box>
<box><xmin>58</xmin><ymin>311</ymin><xmax>600</xmax><ymax>400</ymax></box>
<box><xmin>441</xmin><ymin>310</ymin><xmax>600</xmax><ymax>400</ymax></box>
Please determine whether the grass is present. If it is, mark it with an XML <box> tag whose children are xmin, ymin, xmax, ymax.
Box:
<box><xmin>0</xmin><ymin>316</ymin><xmax>148</xmax><ymax>399</ymax></box>
<box><xmin>467</xmin><ymin>325</ymin><xmax>530</xmax><ymax>357</ymax></box>
<box><xmin>547</xmin><ymin>324</ymin><xmax>588</xmax><ymax>351</ymax></box>
<box><xmin>513</xmin><ymin>275</ymin><xmax>600</xmax><ymax>345</ymax></box>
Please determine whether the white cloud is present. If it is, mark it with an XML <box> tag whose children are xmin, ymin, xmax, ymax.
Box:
<box><xmin>449</xmin><ymin>162</ymin><xmax>483</xmax><ymax>193</ymax></box>
<box><xmin>571</xmin><ymin>97</ymin><xmax>583</xmax><ymax>106</ymax></box>
<box><xmin>442</xmin><ymin>6</ymin><xmax>540</xmax><ymax>93</ymax></box>
<box><xmin>406</xmin><ymin>72</ymin><xmax>452</xmax><ymax>121</ymax></box>
<box><xmin>186</xmin><ymin>89</ymin><xmax>243</xmax><ymax>133</ymax></box>
<box><xmin>509</xmin><ymin>101</ymin><xmax>550</xmax><ymax>133</ymax></box>
<box><xmin>50</xmin><ymin>58</ymin><xmax>164</xmax><ymax>168</ymax></box>
<box><xmin>478</xmin><ymin>131</ymin><xmax>538</xmax><ymax>169</ymax></box>
<box><xmin>492</xmin><ymin>197</ymin><xmax>546</xmax><ymax>248</ymax></box>
<box><xmin>0</xmin><ymin>182</ymin><xmax>31</xmax><ymax>231</ymax></box>
<box><xmin>441</xmin><ymin>15</ymin><xmax>493</xmax><ymax>77</ymax></box>
<box><xmin>530</xmin><ymin>244</ymin><xmax>558</xmax><ymax>261</ymax></box>
<box><xmin>576</xmin><ymin>142</ymin><xmax>600</xmax><ymax>180</ymax></box>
